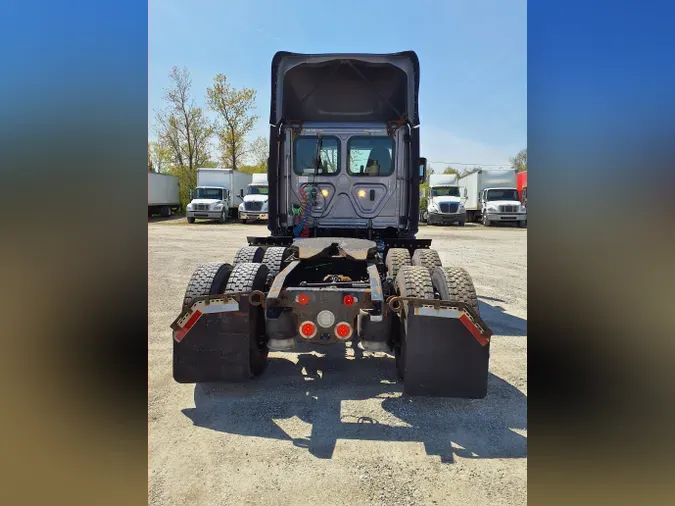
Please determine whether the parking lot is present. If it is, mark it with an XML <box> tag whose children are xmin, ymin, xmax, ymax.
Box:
<box><xmin>149</xmin><ymin>220</ymin><xmax>527</xmax><ymax>506</ymax></box>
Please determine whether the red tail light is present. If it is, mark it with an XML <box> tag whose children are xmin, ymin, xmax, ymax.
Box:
<box><xmin>335</xmin><ymin>322</ymin><xmax>353</xmax><ymax>340</ymax></box>
<box><xmin>343</xmin><ymin>294</ymin><xmax>355</xmax><ymax>306</ymax></box>
<box><xmin>299</xmin><ymin>321</ymin><xmax>317</xmax><ymax>339</ymax></box>
<box><xmin>296</xmin><ymin>293</ymin><xmax>309</xmax><ymax>305</ymax></box>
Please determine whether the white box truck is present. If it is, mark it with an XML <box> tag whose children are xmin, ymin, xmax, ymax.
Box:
<box><xmin>238</xmin><ymin>173</ymin><xmax>269</xmax><ymax>223</ymax></box>
<box><xmin>459</xmin><ymin>168</ymin><xmax>526</xmax><ymax>227</ymax></box>
<box><xmin>425</xmin><ymin>174</ymin><xmax>466</xmax><ymax>226</ymax></box>
<box><xmin>186</xmin><ymin>168</ymin><xmax>252</xmax><ymax>224</ymax></box>
<box><xmin>148</xmin><ymin>172</ymin><xmax>180</xmax><ymax>217</ymax></box>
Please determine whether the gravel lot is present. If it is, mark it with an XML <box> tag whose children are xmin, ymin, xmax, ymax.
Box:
<box><xmin>149</xmin><ymin>219</ymin><xmax>527</xmax><ymax>506</ymax></box>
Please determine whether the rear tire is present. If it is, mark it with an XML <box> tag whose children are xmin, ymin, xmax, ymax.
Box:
<box><xmin>187</xmin><ymin>216</ymin><xmax>195</xmax><ymax>224</ymax></box>
<box><xmin>411</xmin><ymin>248</ymin><xmax>442</xmax><ymax>274</ymax></box>
<box><xmin>393</xmin><ymin>266</ymin><xmax>435</xmax><ymax>380</ymax></box>
<box><xmin>225</xmin><ymin>263</ymin><xmax>270</xmax><ymax>376</ymax></box>
<box><xmin>233</xmin><ymin>245</ymin><xmax>264</xmax><ymax>264</ymax></box>
<box><xmin>218</xmin><ymin>209</ymin><xmax>227</xmax><ymax>224</ymax></box>
<box><xmin>518</xmin><ymin>220</ymin><xmax>527</xmax><ymax>228</ymax></box>
<box><xmin>430</xmin><ymin>266</ymin><xmax>479</xmax><ymax>315</ymax></box>
<box><xmin>261</xmin><ymin>246</ymin><xmax>291</xmax><ymax>284</ymax></box>
<box><xmin>385</xmin><ymin>248</ymin><xmax>411</xmax><ymax>281</ymax></box>
<box><xmin>174</xmin><ymin>263</ymin><xmax>233</xmax><ymax>383</ymax></box>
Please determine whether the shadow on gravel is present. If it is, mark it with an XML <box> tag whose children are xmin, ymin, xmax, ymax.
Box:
<box><xmin>182</xmin><ymin>344</ymin><xmax>526</xmax><ymax>463</ymax></box>
<box><xmin>479</xmin><ymin>301</ymin><xmax>527</xmax><ymax>336</ymax></box>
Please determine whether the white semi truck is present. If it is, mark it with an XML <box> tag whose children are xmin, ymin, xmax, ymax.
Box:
<box><xmin>148</xmin><ymin>172</ymin><xmax>180</xmax><ymax>218</ymax></box>
<box><xmin>238</xmin><ymin>173</ymin><xmax>269</xmax><ymax>223</ymax></box>
<box><xmin>425</xmin><ymin>174</ymin><xmax>466</xmax><ymax>226</ymax></box>
<box><xmin>186</xmin><ymin>168</ymin><xmax>252</xmax><ymax>224</ymax></box>
<box><xmin>459</xmin><ymin>168</ymin><xmax>526</xmax><ymax>227</ymax></box>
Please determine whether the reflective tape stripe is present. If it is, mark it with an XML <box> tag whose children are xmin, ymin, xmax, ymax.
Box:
<box><xmin>174</xmin><ymin>310</ymin><xmax>202</xmax><ymax>343</ymax></box>
<box><xmin>459</xmin><ymin>313</ymin><xmax>490</xmax><ymax>347</ymax></box>
<box><xmin>198</xmin><ymin>302</ymin><xmax>239</xmax><ymax>314</ymax></box>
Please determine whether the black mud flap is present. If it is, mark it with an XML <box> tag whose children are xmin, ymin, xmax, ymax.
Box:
<box><xmin>172</xmin><ymin>296</ymin><xmax>254</xmax><ymax>383</ymax></box>
<box><xmin>402</xmin><ymin>303</ymin><xmax>491</xmax><ymax>398</ymax></box>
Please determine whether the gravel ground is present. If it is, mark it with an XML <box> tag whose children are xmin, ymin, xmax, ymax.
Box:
<box><xmin>149</xmin><ymin>219</ymin><xmax>527</xmax><ymax>506</ymax></box>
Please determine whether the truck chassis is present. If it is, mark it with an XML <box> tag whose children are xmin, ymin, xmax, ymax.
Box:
<box><xmin>171</xmin><ymin>237</ymin><xmax>492</xmax><ymax>398</ymax></box>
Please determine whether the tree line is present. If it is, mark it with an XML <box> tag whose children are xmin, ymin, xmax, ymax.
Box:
<box><xmin>148</xmin><ymin>66</ymin><xmax>267</xmax><ymax>209</ymax></box>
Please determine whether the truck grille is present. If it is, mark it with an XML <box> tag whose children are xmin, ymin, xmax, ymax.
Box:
<box><xmin>195</xmin><ymin>204</ymin><xmax>209</xmax><ymax>211</ymax></box>
<box><xmin>245</xmin><ymin>201</ymin><xmax>263</xmax><ymax>211</ymax></box>
<box><xmin>499</xmin><ymin>205</ymin><xmax>518</xmax><ymax>213</ymax></box>
<box><xmin>439</xmin><ymin>203</ymin><xmax>458</xmax><ymax>213</ymax></box>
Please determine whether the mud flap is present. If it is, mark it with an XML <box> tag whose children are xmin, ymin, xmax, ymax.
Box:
<box><xmin>402</xmin><ymin>303</ymin><xmax>491</xmax><ymax>398</ymax></box>
<box><xmin>172</xmin><ymin>296</ymin><xmax>254</xmax><ymax>382</ymax></box>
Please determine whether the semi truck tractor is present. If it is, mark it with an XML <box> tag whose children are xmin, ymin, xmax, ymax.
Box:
<box><xmin>459</xmin><ymin>168</ymin><xmax>526</xmax><ymax>226</ymax></box>
<box><xmin>148</xmin><ymin>172</ymin><xmax>180</xmax><ymax>217</ymax></box>
<box><xmin>238</xmin><ymin>173</ymin><xmax>269</xmax><ymax>223</ymax></box>
<box><xmin>425</xmin><ymin>174</ymin><xmax>466</xmax><ymax>226</ymax></box>
<box><xmin>185</xmin><ymin>168</ymin><xmax>252</xmax><ymax>223</ymax></box>
<box><xmin>171</xmin><ymin>52</ymin><xmax>492</xmax><ymax>398</ymax></box>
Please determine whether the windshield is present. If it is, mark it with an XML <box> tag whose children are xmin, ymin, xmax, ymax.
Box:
<box><xmin>486</xmin><ymin>189</ymin><xmax>519</xmax><ymax>201</ymax></box>
<box><xmin>247</xmin><ymin>185</ymin><xmax>269</xmax><ymax>196</ymax></box>
<box><xmin>431</xmin><ymin>187</ymin><xmax>460</xmax><ymax>197</ymax></box>
<box><xmin>348</xmin><ymin>136</ymin><xmax>394</xmax><ymax>176</ymax></box>
<box><xmin>293</xmin><ymin>136</ymin><xmax>340</xmax><ymax>175</ymax></box>
<box><xmin>194</xmin><ymin>188</ymin><xmax>223</xmax><ymax>200</ymax></box>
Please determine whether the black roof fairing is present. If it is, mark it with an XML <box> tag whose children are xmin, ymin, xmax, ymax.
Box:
<box><xmin>270</xmin><ymin>51</ymin><xmax>420</xmax><ymax>126</ymax></box>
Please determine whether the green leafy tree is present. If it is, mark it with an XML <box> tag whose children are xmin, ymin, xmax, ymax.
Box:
<box><xmin>248</xmin><ymin>136</ymin><xmax>268</xmax><ymax>172</ymax></box>
<box><xmin>510</xmin><ymin>148</ymin><xmax>527</xmax><ymax>172</ymax></box>
<box><xmin>155</xmin><ymin>66</ymin><xmax>214</xmax><ymax>208</ymax></box>
<box><xmin>206</xmin><ymin>74</ymin><xmax>258</xmax><ymax>171</ymax></box>
<box><xmin>443</xmin><ymin>166</ymin><xmax>460</xmax><ymax>176</ymax></box>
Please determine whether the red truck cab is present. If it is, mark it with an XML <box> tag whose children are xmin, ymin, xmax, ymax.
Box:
<box><xmin>517</xmin><ymin>171</ymin><xmax>527</xmax><ymax>208</ymax></box>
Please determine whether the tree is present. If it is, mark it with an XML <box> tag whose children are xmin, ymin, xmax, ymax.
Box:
<box><xmin>248</xmin><ymin>136</ymin><xmax>268</xmax><ymax>171</ymax></box>
<box><xmin>459</xmin><ymin>166</ymin><xmax>481</xmax><ymax>178</ymax></box>
<box><xmin>443</xmin><ymin>166</ymin><xmax>459</xmax><ymax>176</ymax></box>
<box><xmin>155</xmin><ymin>66</ymin><xmax>214</xmax><ymax>208</ymax></box>
<box><xmin>206</xmin><ymin>74</ymin><xmax>258</xmax><ymax>171</ymax></box>
<box><xmin>149</xmin><ymin>140</ymin><xmax>173</xmax><ymax>174</ymax></box>
<box><xmin>510</xmin><ymin>148</ymin><xmax>527</xmax><ymax>172</ymax></box>
<box><xmin>148</xmin><ymin>143</ymin><xmax>153</xmax><ymax>172</ymax></box>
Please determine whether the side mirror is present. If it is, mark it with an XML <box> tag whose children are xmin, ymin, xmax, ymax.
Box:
<box><xmin>419</xmin><ymin>157</ymin><xmax>427</xmax><ymax>182</ymax></box>
<box><xmin>239</xmin><ymin>188</ymin><xmax>244</xmax><ymax>198</ymax></box>
<box><xmin>189</xmin><ymin>189</ymin><xmax>193</xmax><ymax>200</ymax></box>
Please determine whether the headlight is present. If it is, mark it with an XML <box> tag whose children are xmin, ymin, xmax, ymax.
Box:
<box><xmin>238</xmin><ymin>203</ymin><xmax>244</xmax><ymax>211</ymax></box>
<box><xmin>262</xmin><ymin>202</ymin><xmax>268</xmax><ymax>211</ymax></box>
<box><xmin>186</xmin><ymin>204</ymin><xmax>193</xmax><ymax>210</ymax></box>
<box><xmin>487</xmin><ymin>206</ymin><xmax>498</xmax><ymax>212</ymax></box>
<box><xmin>429</xmin><ymin>201</ymin><xmax>438</xmax><ymax>210</ymax></box>
<box><xmin>458</xmin><ymin>203</ymin><xmax>465</xmax><ymax>210</ymax></box>
<box><xmin>214</xmin><ymin>204</ymin><xmax>223</xmax><ymax>210</ymax></box>
<box><xmin>520</xmin><ymin>205</ymin><xmax>526</xmax><ymax>213</ymax></box>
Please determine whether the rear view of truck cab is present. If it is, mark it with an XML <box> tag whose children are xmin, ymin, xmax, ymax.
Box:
<box><xmin>172</xmin><ymin>52</ymin><xmax>493</xmax><ymax>398</ymax></box>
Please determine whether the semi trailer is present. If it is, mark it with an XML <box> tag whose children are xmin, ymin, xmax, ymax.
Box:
<box><xmin>186</xmin><ymin>168</ymin><xmax>252</xmax><ymax>223</ymax></box>
<box><xmin>171</xmin><ymin>51</ymin><xmax>492</xmax><ymax>398</ymax></box>
<box><xmin>238</xmin><ymin>173</ymin><xmax>269</xmax><ymax>223</ymax></box>
<box><xmin>148</xmin><ymin>172</ymin><xmax>180</xmax><ymax>217</ymax></box>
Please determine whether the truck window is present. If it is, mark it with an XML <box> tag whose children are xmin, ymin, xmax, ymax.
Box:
<box><xmin>293</xmin><ymin>136</ymin><xmax>340</xmax><ymax>176</ymax></box>
<box><xmin>194</xmin><ymin>188</ymin><xmax>223</xmax><ymax>199</ymax></box>
<box><xmin>430</xmin><ymin>187</ymin><xmax>460</xmax><ymax>197</ymax></box>
<box><xmin>348</xmin><ymin>136</ymin><xmax>395</xmax><ymax>176</ymax></box>
<box><xmin>247</xmin><ymin>186</ymin><xmax>269</xmax><ymax>195</ymax></box>
<box><xmin>486</xmin><ymin>189</ymin><xmax>519</xmax><ymax>201</ymax></box>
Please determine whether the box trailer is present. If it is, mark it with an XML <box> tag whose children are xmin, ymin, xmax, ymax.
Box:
<box><xmin>148</xmin><ymin>172</ymin><xmax>180</xmax><ymax>217</ymax></box>
<box><xmin>517</xmin><ymin>171</ymin><xmax>527</xmax><ymax>208</ymax></box>
<box><xmin>185</xmin><ymin>168</ymin><xmax>252</xmax><ymax>223</ymax></box>
<box><xmin>459</xmin><ymin>169</ymin><xmax>526</xmax><ymax>226</ymax></box>
<box><xmin>171</xmin><ymin>51</ymin><xmax>493</xmax><ymax>399</ymax></box>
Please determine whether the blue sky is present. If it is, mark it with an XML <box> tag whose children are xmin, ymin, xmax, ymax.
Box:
<box><xmin>149</xmin><ymin>0</ymin><xmax>526</xmax><ymax>168</ymax></box>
